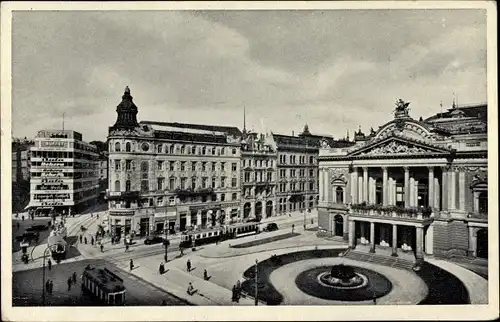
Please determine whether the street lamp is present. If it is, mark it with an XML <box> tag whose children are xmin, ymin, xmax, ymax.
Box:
<box><xmin>41</xmin><ymin>245</ymin><xmax>52</xmax><ymax>306</ymax></box>
<box><xmin>254</xmin><ymin>259</ymin><xmax>258</xmax><ymax>306</ymax></box>
<box><xmin>164</xmin><ymin>220</ymin><xmax>169</xmax><ymax>262</ymax></box>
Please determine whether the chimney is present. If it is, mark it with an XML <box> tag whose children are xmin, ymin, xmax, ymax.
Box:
<box><xmin>292</xmin><ymin>131</ymin><xmax>295</xmax><ymax>136</ymax></box>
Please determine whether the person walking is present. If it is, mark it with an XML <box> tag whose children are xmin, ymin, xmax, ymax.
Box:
<box><xmin>48</xmin><ymin>258</ymin><xmax>52</xmax><ymax>271</ymax></box>
<box><xmin>186</xmin><ymin>259</ymin><xmax>191</xmax><ymax>272</ymax></box>
<box><xmin>72</xmin><ymin>272</ymin><xmax>77</xmax><ymax>284</ymax></box>
<box><xmin>84</xmin><ymin>236</ymin><xmax>88</xmax><ymax>245</ymax></box>
<box><xmin>231</xmin><ymin>285</ymin><xmax>237</xmax><ymax>302</ymax></box>
<box><xmin>45</xmin><ymin>280</ymin><xmax>51</xmax><ymax>293</ymax></box>
<box><xmin>203</xmin><ymin>269</ymin><xmax>208</xmax><ymax>280</ymax></box>
<box><xmin>91</xmin><ymin>237</ymin><xmax>94</xmax><ymax>246</ymax></box>
<box><xmin>48</xmin><ymin>280</ymin><xmax>53</xmax><ymax>295</ymax></box>
<box><xmin>125</xmin><ymin>244</ymin><xmax>129</xmax><ymax>252</ymax></box>
<box><xmin>100</xmin><ymin>243</ymin><xmax>104</xmax><ymax>252</ymax></box>
<box><xmin>292</xmin><ymin>224</ymin><xmax>295</xmax><ymax>233</ymax></box>
<box><xmin>161</xmin><ymin>300</ymin><xmax>167</xmax><ymax>306</ymax></box>
<box><xmin>129</xmin><ymin>259</ymin><xmax>134</xmax><ymax>271</ymax></box>
<box><xmin>16</xmin><ymin>222</ymin><xmax>20</xmax><ymax>230</ymax></box>
<box><xmin>79</xmin><ymin>235</ymin><xmax>83</xmax><ymax>244</ymax></box>
<box><xmin>67</xmin><ymin>277</ymin><xmax>72</xmax><ymax>291</ymax></box>
<box><xmin>22</xmin><ymin>215</ymin><xmax>25</xmax><ymax>221</ymax></box>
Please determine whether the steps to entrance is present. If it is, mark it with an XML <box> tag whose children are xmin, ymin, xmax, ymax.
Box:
<box><xmin>345</xmin><ymin>250</ymin><xmax>415</xmax><ymax>271</ymax></box>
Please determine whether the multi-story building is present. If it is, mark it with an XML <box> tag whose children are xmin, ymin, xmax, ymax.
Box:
<box><xmin>97</xmin><ymin>151</ymin><xmax>109</xmax><ymax>203</ymax></box>
<box><xmin>240</xmin><ymin>131</ymin><xmax>277</xmax><ymax>220</ymax></box>
<box><xmin>271</xmin><ymin>125</ymin><xmax>339</xmax><ymax>216</ymax></box>
<box><xmin>106</xmin><ymin>87</ymin><xmax>242</xmax><ymax>238</ymax></box>
<box><xmin>318</xmin><ymin>99</ymin><xmax>488</xmax><ymax>260</ymax></box>
<box><xmin>12</xmin><ymin>139</ymin><xmax>35</xmax><ymax>213</ymax></box>
<box><xmin>29</xmin><ymin>130</ymin><xmax>100</xmax><ymax>216</ymax></box>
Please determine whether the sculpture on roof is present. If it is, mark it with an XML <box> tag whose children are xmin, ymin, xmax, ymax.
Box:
<box><xmin>394</xmin><ymin>99</ymin><xmax>411</xmax><ymax>119</ymax></box>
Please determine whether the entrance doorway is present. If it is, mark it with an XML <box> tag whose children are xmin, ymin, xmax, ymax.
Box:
<box><xmin>476</xmin><ymin>229</ymin><xmax>488</xmax><ymax>258</ymax></box>
<box><xmin>180</xmin><ymin>214</ymin><xmax>187</xmax><ymax>231</ymax></box>
<box><xmin>266</xmin><ymin>201</ymin><xmax>273</xmax><ymax>217</ymax></box>
<box><xmin>334</xmin><ymin>215</ymin><xmax>344</xmax><ymax>237</ymax></box>
<box><xmin>255</xmin><ymin>202</ymin><xmax>262</xmax><ymax>218</ymax></box>
<box><xmin>244</xmin><ymin>203</ymin><xmax>251</xmax><ymax>218</ymax></box>
<box><xmin>139</xmin><ymin>218</ymin><xmax>149</xmax><ymax>237</ymax></box>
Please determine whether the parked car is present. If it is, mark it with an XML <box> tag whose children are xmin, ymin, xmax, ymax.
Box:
<box><xmin>144</xmin><ymin>235</ymin><xmax>165</xmax><ymax>245</ymax></box>
<box><xmin>264</xmin><ymin>223</ymin><xmax>279</xmax><ymax>232</ymax></box>
<box><xmin>15</xmin><ymin>231</ymin><xmax>39</xmax><ymax>242</ymax></box>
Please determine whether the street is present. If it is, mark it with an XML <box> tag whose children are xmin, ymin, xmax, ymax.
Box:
<box><xmin>12</xmin><ymin>259</ymin><xmax>190</xmax><ymax>306</ymax></box>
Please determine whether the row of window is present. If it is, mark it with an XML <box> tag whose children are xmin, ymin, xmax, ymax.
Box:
<box><xmin>244</xmin><ymin>171</ymin><xmax>274</xmax><ymax>182</ymax></box>
<box><xmin>113</xmin><ymin>141</ymin><xmax>238</xmax><ymax>156</ymax></box>
<box><xmin>242</xmin><ymin>159</ymin><xmax>274</xmax><ymax>168</ymax></box>
<box><xmin>112</xmin><ymin>160</ymin><xmax>237</xmax><ymax>173</ymax></box>
<box><xmin>115</xmin><ymin>176</ymin><xmax>238</xmax><ymax>192</ymax></box>
<box><xmin>279</xmin><ymin>155</ymin><xmax>315</xmax><ymax>165</ymax></box>
<box><xmin>31</xmin><ymin>151</ymin><xmax>98</xmax><ymax>160</ymax></box>
<box><xmin>279</xmin><ymin>168</ymin><xmax>315</xmax><ymax>178</ymax></box>
<box><xmin>279</xmin><ymin>182</ymin><xmax>315</xmax><ymax>192</ymax></box>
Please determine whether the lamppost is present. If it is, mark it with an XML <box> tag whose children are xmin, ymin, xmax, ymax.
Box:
<box><xmin>254</xmin><ymin>259</ymin><xmax>259</xmax><ymax>306</ymax></box>
<box><xmin>41</xmin><ymin>245</ymin><xmax>52</xmax><ymax>306</ymax></box>
<box><xmin>164</xmin><ymin>220</ymin><xmax>169</xmax><ymax>262</ymax></box>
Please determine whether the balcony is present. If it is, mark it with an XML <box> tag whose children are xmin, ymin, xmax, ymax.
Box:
<box><xmin>174</xmin><ymin>188</ymin><xmax>215</xmax><ymax>199</ymax></box>
<box><xmin>350</xmin><ymin>203</ymin><xmax>434</xmax><ymax>222</ymax></box>
<box><xmin>106</xmin><ymin>190</ymin><xmax>140</xmax><ymax>200</ymax></box>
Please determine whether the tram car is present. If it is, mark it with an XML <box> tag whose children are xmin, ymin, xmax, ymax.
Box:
<box><xmin>179</xmin><ymin>221</ymin><xmax>260</xmax><ymax>248</ymax></box>
<box><xmin>47</xmin><ymin>234</ymin><xmax>67</xmax><ymax>260</ymax></box>
<box><xmin>81</xmin><ymin>265</ymin><xmax>126</xmax><ymax>305</ymax></box>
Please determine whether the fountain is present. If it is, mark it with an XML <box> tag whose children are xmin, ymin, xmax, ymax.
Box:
<box><xmin>317</xmin><ymin>264</ymin><xmax>368</xmax><ymax>289</ymax></box>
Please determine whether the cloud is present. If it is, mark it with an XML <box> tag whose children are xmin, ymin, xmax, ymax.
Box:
<box><xmin>11</xmin><ymin>9</ymin><xmax>487</xmax><ymax>142</ymax></box>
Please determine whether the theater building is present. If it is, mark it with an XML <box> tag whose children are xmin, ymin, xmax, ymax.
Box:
<box><xmin>318</xmin><ymin>100</ymin><xmax>488</xmax><ymax>260</ymax></box>
<box><xmin>240</xmin><ymin>131</ymin><xmax>277</xmax><ymax>220</ymax></box>
<box><xmin>29</xmin><ymin>130</ymin><xmax>100</xmax><ymax>216</ymax></box>
<box><xmin>107</xmin><ymin>87</ymin><xmax>242</xmax><ymax>238</ymax></box>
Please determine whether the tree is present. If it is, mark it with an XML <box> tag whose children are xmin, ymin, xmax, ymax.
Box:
<box><xmin>89</xmin><ymin>140</ymin><xmax>108</xmax><ymax>153</ymax></box>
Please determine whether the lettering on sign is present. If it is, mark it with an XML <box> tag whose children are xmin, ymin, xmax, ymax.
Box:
<box><xmin>41</xmin><ymin>141</ymin><xmax>68</xmax><ymax>148</ymax></box>
<box><xmin>43</xmin><ymin>158</ymin><xmax>65</xmax><ymax>162</ymax></box>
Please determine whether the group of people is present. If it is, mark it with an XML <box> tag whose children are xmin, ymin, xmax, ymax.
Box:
<box><xmin>231</xmin><ymin>280</ymin><xmax>242</xmax><ymax>303</ymax></box>
<box><xmin>66</xmin><ymin>272</ymin><xmax>78</xmax><ymax>291</ymax></box>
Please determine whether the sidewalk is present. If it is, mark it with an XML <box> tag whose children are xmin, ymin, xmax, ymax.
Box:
<box><xmin>115</xmin><ymin>250</ymin><xmax>255</xmax><ymax>306</ymax></box>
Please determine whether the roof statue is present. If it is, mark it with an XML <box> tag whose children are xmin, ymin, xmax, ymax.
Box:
<box><xmin>394</xmin><ymin>99</ymin><xmax>411</xmax><ymax>119</ymax></box>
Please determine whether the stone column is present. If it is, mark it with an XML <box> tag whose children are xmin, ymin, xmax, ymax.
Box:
<box><xmin>391</xmin><ymin>224</ymin><xmax>398</xmax><ymax>257</ymax></box>
<box><xmin>351</xmin><ymin>168</ymin><xmax>358</xmax><ymax>204</ymax></box>
<box><xmin>369</xmin><ymin>222</ymin><xmax>376</xmax><ymax>253</ymax></box>
<box><xmin>325</xmin><ymin>169</ymin><xmax>331</xmax><ymax>203</ymax></box>
<box><xmin>186</xmin><ymin>214</ymin><xmax>191</xmax><ymax>227</ymax></box>
<box><xmin>409</xmin><ymin>177</ymin><xmax>415</xmax><ymax>207</ymax></box>
<box><xmin>360</xmin><ymin>221</ymin><xmax>366</xmax><ymax>244</ymax></box>
<box><xmin>414</xmin><ymin>180</ymin><xmax>419</xmax><ymax>207</ymax></box>
<box><xmin>368</xmin><ymin>177</ymin><xmax>373</xmax><ymax>204</ymax></box>
<box><xmin>348</xmin><ymin>220</ymin><xmax>355</xmax><ymax>248</ymax></box>
<box><xmin>332</xmin><ymin>216</ymin><xmax>336</xmax><ymax>236</ymax></box>
<box><xmin>382</xmin><ymin>167</ymin><xmax>388</xmax><ymax>206</ymax></box>
<box><xmin>197</xmin><ymin>210</ymin><xmax>202</xmax><ymax>227</ymax></box>
<box><xmin>473</xmin><ymin>192</ymin><xmax>480</xmax><ymax>213</ymax></box>
<box><xmin>459</xmin><ymin>170</ymin><xmax>466</xmax><ymax>211</ymax></box>
<box><xmin>363</xmin><ymin>167</ymin><xmax>369</xmax><ymax>203</ymax></box>
<box><xmin>416</xmin><ymin>226</ymin><xmax>424</xmax><ymax>260</ymax></box>
<box><xmin>404</xmin><ymin>167</ymin><xmax>410</xmax><ymax>208</ymax></box>
<box><xmin>428</xmin><ymin>167</ymin><xmax>434</xmax><ymax>209</ymax></box>
<box><xmin>468</xmin><ymin>226</ymin><xmax>476</xmax><ymax>257</ymax></box>
<box><xmin>434</xmin><ymin>177</ymin><xmax>440</xmax><ymax>211</ymax></box>
<box><xmin>448</xmin><ymin>168</ymin><xmax>456</xmax><ymax>210</ymax></box>
<box><xmin>319</xmin><ymin>169</ymin><xmax>324</xmax><ymax>201</ymax></box>
<box><xmin>441</xmin><ymin>167</ymin><xmax>448</xmax><ymax>211</ymax></box>
<box><xmin>358</xmin><ymin>175</ymin><xmax>363</xmax><ymax>204</ymax></box>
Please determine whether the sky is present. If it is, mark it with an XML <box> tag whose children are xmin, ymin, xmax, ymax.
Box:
<box><xmin>12</xmin><ymin>9</ymin><xmax>487</xmax><ymax>142</ymax></box>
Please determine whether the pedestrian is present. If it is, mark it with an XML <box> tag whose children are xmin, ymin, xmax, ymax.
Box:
<box><xmin>111</xmin><ymin>236</ymin><xmax>114</xmax><ymax>245</ymax></box>
<box><xmin>45</xmin><ymin>280</ymin><xmax>50</xmax><ymax>293</ymax></box>
<box><xmin>231</xmin><ymin>285</ymin><xmax>237</xmax><ymax>302</ymax></box>
<box><xmin>91</xmin><ymin>213</ymin><xmax>93</xmax><ymax>218</ymax></box>
<box><xmin>186</xmin><ymin>259</ymin><xmax>191</xmax><ymax>272</ymax></box>
<box><xmin>187</xmin><ymin>282</ymin><xmax>194</xmax><ymax>295</ymax></box>
<box><xmin>292</xmin><ymin>224</ymin><xmax>295</xmax><ymax>233</ymax></box>
<box><xmin>16</xmin><ymin>222</ymin><xmax>20</xmax><ymax>230</ymax></box>
<box><xmin>48</xmin><ymin>258</ymin><xmax>52</xmax><ymax>271</ymax></box>
<box><xmin>22</xmin><ymin>215</ymin><xmax>25</xmax><ymax>221</ymax></box>
<box><xmin>84</xmin><ymin>236</ymin><xmax>88</xmax><ymax>245</ymax></box>
<box><xmin>48</xmin><ymin>280</ymin><xmax>53</xmax><ymax>295</ymax></box>
<box><xmin>125</xmin><ymin>244</ymin><xmax>129</xmax><ymax>252</ymax></box>
<box><xmin>161</xmin><ymin>300</ymin><xmax>167</xmax><ymax>306</ymax></box>
<box><xmin>72</xmin><ymin>272</ymin><xmax>77</xmax><ymax>284</ymax></box>
<box><xmin>100</xmin><ymin>244</ymin><xmax>104</xmax><ymax>252</ymax></box>
<box><xmin>91</xmin><ymin>237</ymin><xmax>94</xmax><ymax>246</ymax></box>
<box><xmin>97</xmin><ymin>213</ymin><xmax>99</xmax><ymax>219</ymax></box>
<box><xmin>67</xmin><ymin>277</ymin><xmax>72</xmax><ymax>291</ymax></box>
<box><xmin>203</xmin><ymin>269</ymin><xmax>208</xmax><ymax>280</ymax></box>
<box><xmin>180</xmin><ymin>247</ymin><xmax>184</xmax><ymax>256</ymax></box>
<box><xmin>311</xmin><ymin>218</ymin><xmax>314</xmax><ymax>225</ymax></box>
<box><xmin>130</xmin><ymin>259</ymin><xmax>134</xmax><ymax>271</ymax></box>
<box><xmin>79</xmin><ymin>235</ymin><xmax>83</xmax><ymax>243</ymax></box>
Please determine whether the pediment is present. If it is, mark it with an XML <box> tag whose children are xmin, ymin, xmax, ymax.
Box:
<box><xmin>349</xmin><ymin>136</ymin><xmax>450</xmax><ymax>157</ymax></box>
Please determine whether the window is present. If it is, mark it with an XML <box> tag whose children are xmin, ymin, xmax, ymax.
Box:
<box><xmin>202</xmin><ymin>162</ymin><xmax>207</xmax><ymax>171</ymax></box>
<box><xmin>212</xmin><ymin>162</ymin><xmax>216</xmax><ymax>171</ymax></box>
<box><xmin>202</xmin><ymin>196</ymin><xmax>207</xmax><ymax>203</ymax></box>
<box><xmin>309</xmin><ymin>182</ymin><xmax>314</xmax><ymax>190</ymax></box>
<box><xmin>191</xmin><ymin>177</ymin><xmax>197</xmax><ymax>189</ymax></box>
<box><xmin>244</xmin><ymin>172</ymin><xmax>251</xmax><ymax>182</ymax></box>
<box><xmin>180</xmin><ymin>145</ymin><xmax>185</xmax><ymax>154</ymax></box>
<box><xmin>181</xmin><ymin>161</ymin><xmax>185</xmax><ymax>171</ymax></box>
<box><xmin>202</xmin><ymin>177</ymin><xmax>208</xmax><ymax>188</ymax></box>
<box><xmin>115</xmin><ymin>160</ymin><xmax>121</xmax><ymax>171</ymax></box>
<box><xmin>220</xmin><ymin>147</ymin><xmax>225</xmax><ymax>155</ymax></box>
<box><xmin>191</xmin><ymin>162</ymin><xmax>196</xmax><ymax>172</ymax></box>
<box><xmin>220</xmin><ymin>193</ymin><xmax>225</xmax><ymax>201</ymax></box>
<box><xmin>300</xmin><ymin>169</ymin><xmax>305</xmax><ymax>177</ymax></box>
<box><xmin>221</xmin><ymin>162</ymin><xmax>225</xmax><ymax>172</ymax></box>
<box><xmin>125</xmin><ymin>142</ymin><xmax>131</xmax><ymax>152</ymax></box>
<box><xmin>396</xmin><ymin>184</ymin><xmax>404</xmax><ymax>207</ymax></box>
<box><xmin>141</xmin><ymin>161</ymin><xmax>149</xmax><ymax>172</ymax></box>
<box><xmin>125</xmin><ymin>180</ymin><xmax>131</xmax><ymax>191</ymax></box>
<box><xmin>169</xmin><ymin>161</ymin><xmax>175</xmax><ymax>171</ymax></box>
<box><xmin>212</xmin><ymin>147</ymin><xmax>216</xmax><ymax>155</ymax></box>
<box><xmin>267</xmin><ymin>173</ymin><xmax>272</xmax><ymax>181</ymax></box>
<box><xmin>169</xmin><ymin>145</ymin><xmax>174</xmax><ymax>154</ymax></box>
<box><xmin>232</xmin><ymin>178</ymin><xmax>237</xmax><ymax>187</ymax></box>
<box><xmin>478</xmin><ymin>191</ymin><xmax>488</xmax><ymax>213</ymax></box>
<box><xmin>191</xmin><ymin>146</ymin><xmax>196</xmax><ymax>155</ymax></box>
<box><xmin>221</xmin><ymin>177</ymin><xmax>226</xmax><ymax>188</ymax></box>
<box><xmin>309</xmin><ymin>156</ymin><xmax>314</xmax><ymax>164</ymax></box>
<box><xmin>232</xmin><ymin>163</ymin><xmax>237</xmax><ymax>172</ymax></box>
<box><xmin>212</xmin><ymin>177</ymin><xmax>216</xmax><ymax>188</ymax></box>
<box><xmin>309</xmin><ymin>169</ymin><xmax>314</xmax><ymax>177</ymax></box>
<box><xmin>141</xmin><ymin>180</ymin><xmax>149</xmax><ymax>192</ymax></box>
<box><xmin>157</xmin><ymin>144</ymin><xmax>162</xmax><ymax>153</ymax></box>
<box><xmin>157</xmin><ymin>177</ymin><xmax>165</xmax><ymax>190</ymax></box>
<box><xmin>115</xmin><ymin>142</ymin><xmax>121</xmax><ymax>152</ymax></box>
<box><xmin>157</xmin><ymin>161</ymin><xmax>163</xmax><ymax>171</ymax></box>
<box><xmin>336</xmin><ymin>187</ymin><xmax>344</xmax><ymax>203</ymax></box>
<box><xmin>232</xmin><ymin>149</ymin><xmax>237</xmax><ymax>155</ymax></box>
<box><xmin>202</xmin><ymin>147</ymin><xmax>206</xmax><ymax>155</ymax></box>
<box><xmin>169</xmin><ymin>178</ymin><xmax>176</xmax><ymax>190</ymax></box>
<box><xmin>180</xmin><ymin>177</ymin><xmax>186</xmax><ymax>189</ymax></box>
<box><xmin>232</xmin><ymin>193</ymin><xmax>237</xmax><ymax>201</ymax></box>
<box><xmin>114</xmin><ymin>180</ymin><xmax>120</xmax><ymax>191</ymax></box>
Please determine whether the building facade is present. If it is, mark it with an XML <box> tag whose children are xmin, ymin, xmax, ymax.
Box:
<box><xmin>271</xmin><ymin>125</ymin><xmax>335</xmax><ymax>216</ymax></box>
<box><xmin>29</xmin><ymin>130</ymin><xmax>100</xmax><ymax>216</ymax></box>
<box><xmin>240</xmin><ymin>132</ymin><xmax>278</xmax><ymax>220</ymax></box>
<box><xmin>318</xmin><ymin>100</ymin><xmax>488</xmax><ymax>260</ymax></box>
<box><xmin>107</xmin><ymin>87</ymin><xmax>242</xmax><ymax>238</ymax></box>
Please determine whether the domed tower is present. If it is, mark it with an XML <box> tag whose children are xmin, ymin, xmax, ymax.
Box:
<box><xmin>302</xmin><ymin>123</ymin><xmax>311</xmax><ymax>136</ymax></box>
<box><xmin>111</xmin><ymin>86</ymin><xmax>139</xmax><ymax>130</ymax></box>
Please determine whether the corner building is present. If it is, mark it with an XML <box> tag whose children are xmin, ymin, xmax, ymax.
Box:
<box><xmin>29</xmin><ymin>130</ymin><xmax>100</xmax><ymax>216</ymax></box>
<box><xmin>318</xmin><ymin>100</ymin><xmax>488</xmax><ymax>260</ymax></box>
<box><xmin>107</xmin><ymin>87</ymin><xmax>242</xmax><ymax>238</ymax></box>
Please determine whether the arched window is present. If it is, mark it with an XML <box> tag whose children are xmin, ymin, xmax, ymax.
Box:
<box><xmin>309</xmin><ymin>156</ymin><xmax>314</xmax><ymax>164</ymax></box>
<box><xmin>336</xmin><ymin>187</ymin><xmax>344</xmax><ymax>203</ymax></box>
<box><xmin>157</xmin><ymin>144</ymin><xmax>163</xmax><ymax>153</ymax></box>
<box><xmin>141</xmin><ymin>161</ymin><xmax>149</xmax><ymax>172</ymax></box>
<box><xmin>169</xmin><ymin>145</ymin><xmax>174</xmax><ymax>154</ymax></box>
<box><xmin>114</xmin><ymin>180</ymin><xmax>120</xmax><ymax>191</ymax></box>
<box><xmin>232</xmin><ymin>193</ymin><xmax>237</xmax><ymax>201</ymax></box>
<box><xmin>191</xmin><ymin>146</ymin><xmax>196</xmax><ymax>155</ymax></box>
<box><xmin>125</xmin><ymin>142</ymin><xmax>131</xmax><ymax>152</ymax></box>
<box><xmin>202</xmin><ymin>147</ymin><xmax>206</xmax><ymax>155</ymax></box>
<box><xmin>180</xmin><ymin>145</ymin><xmax>185</xmax><ymax>154</ymax></box>
<box><xmin>115</xmin><ymin>142</ymin><xmax>121</xmax><ymax>152</ymax></box>
<box><xmin>125</xmin><ymin>180</ymin><xmax>131</xmax><ymax>191</ymax></box>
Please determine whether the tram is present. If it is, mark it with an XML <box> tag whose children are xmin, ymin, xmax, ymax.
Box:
<box><xmin>179</xmin><ymin>222</ymin><xmax>260</xmax><ymax>248</ymax></box>
<box><xmin>47</xmin><ymin>222</ymin><xmax>68</xmax><ymax>260</ymax></box>
<box><xmin>81</xmin><ymin>265</ymin><xmax>126</xmax><ymax>305</ymax></box>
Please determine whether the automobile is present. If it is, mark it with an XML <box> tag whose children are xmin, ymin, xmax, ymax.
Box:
<box><xmin>15</xmin><ymin>231</ymin><xmax>39</xmax><ymax>242</ymax></box>
<box><xmin>26</xmin><ymin>224</ymin><xmax>49</xmax><ymax>232</ymax></box>
<box><xmin>264</xmin><ymin>223</ymin><xmax>279</xmax><ymax>232</ymax></box>
<box><xmin>144</xmin><ymin>235</ymin><xmax>165</xmax><ymax>245</ymax></box>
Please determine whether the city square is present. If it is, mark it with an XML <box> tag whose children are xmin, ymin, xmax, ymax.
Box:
<box><xmin>2</xmin><ymin>3</ymin><xmax>497</xmax><ymax>322</ymax></box>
